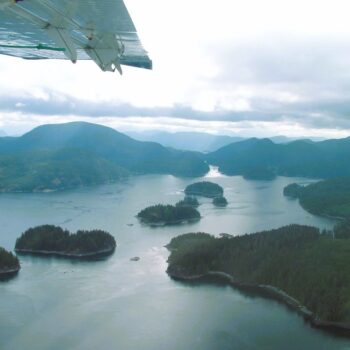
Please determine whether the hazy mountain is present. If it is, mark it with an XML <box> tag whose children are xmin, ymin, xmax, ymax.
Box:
<box><xmin>0</xmin><ymin>122</ymin><xmax>209</xmax><ymax>192</ymax></box>
<box><xmin>126</xmin><ymin>131</ymin><xmax>245</xmax><ymax>152</ymax></box>
<box><xmin>126</xmin><ymin>131</ymin><xmax>326</xmax><ymax>152</ymax></box>
<box><xmin>206</xmin><ymin>137</ymin><xmax>350</xmax><ymax>178</ymax></box>
<box><xmin>268</xmin><ymin>136</ymin><xmax>326</xmax><ymax>144</ymax></box>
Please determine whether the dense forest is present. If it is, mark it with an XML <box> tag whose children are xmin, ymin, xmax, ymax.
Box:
<box><xmin>167</xmin><ymin>224</ymin><xmax>350</xmax><ymax>323</ymax></box>
<box><xmin>0</xmin><ymin>247</ymin><xmax>20</xmax><ymax>275</ymax></box>
<box><xmin>213</xmin><ymin>196</ymin><xmax>228</xmax><ymax>207</ymax></box>
<box><xmin>185</xmin><ymin>181</ymin><xmax>224</xmax><ymax>198</ymax></box>
<box><xmin>15</xmin><ymin>225</ymin><xmax>116</xmax><ymax>257</ymax></box>
<box><xmin>137</xmin><ymin>204</ymin><xmax>200</xmax><ymax>225</ymax></box>
<box><xmin>283</xmin><ymin>178</ymin><xmax>350</xmax><ymax>219</ymax></box>
<box><xmin>206</xmin><ymin>137</ymin><xmax>350</xmax><ymax>178</ymax></box>
<box><xmin>176</xmin><ymin>196</ymin><xmax>199</xmax><ymax>208</ymax></box>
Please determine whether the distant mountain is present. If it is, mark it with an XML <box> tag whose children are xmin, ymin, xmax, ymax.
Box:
<box><xmin>125</xmin><ymin>131</ymin><xmax>326</xmax><ymax>152</ymax></box>
<box><xmin>126</xmin><ymin>131</ymin><xmax>245</xmax><ymax>152</ymax></box>
<box><xmin>268</xmin><ymin>136</ymin><xmax>326</xmax><ymax>144</ymax></box>
<box><xmin>206</xmin><ymin>137</ymin><xmax>350</xmax><ymax>179</ymax></box>
<box><xmin>0</xmin><ymin>122</ymin><xmax>209</xmax><ymax>192</ymax></box>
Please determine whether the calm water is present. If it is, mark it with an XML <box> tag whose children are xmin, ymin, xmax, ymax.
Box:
<box><xmin>1</xmin><ymin>173</ymin><xmax>350</xmax><ymax>350</ymax></box>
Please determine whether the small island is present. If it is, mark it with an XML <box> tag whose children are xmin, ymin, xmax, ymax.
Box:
<box><xmin>137</xmin><ymin>204</ymin><xmax>200</xmax><ymax>226</ymax></box>
<box><xmin>185</xmin><ymin>181</ymin><xmax>223</xmax><ymax>198</ymax></box>
<box><xmin>15</xmin><ymin>225</ymin><xmax>116</xmax><ymax>259</ymax></box>
<box><xmin>176</xmin><ymin>196</ymin><xmax>199</xmax><ymax>208</ymax></box>
<box><xmin>213</xmin><ymin>196</ymin><xmax>228</xmax><ymax>207</ymax></box>
<box><xmin>166</xmin><ymin>224</ymin><xmax>350</xmax><ymax>332</ymax></box>
<box><xmin>0</xmin><ymin>247</ymin><xmax>20</xmax><ymax>280</ymax></box>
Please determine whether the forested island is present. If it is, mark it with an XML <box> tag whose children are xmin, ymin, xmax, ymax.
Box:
<box><xmin>176</xmin><ymin>196</ymin><xmax>199</xmax><ymax>208</ymax></box>
<box><xmin>213</xmin><ymin>196</ymin><xmax>228</xmax><ymax>207</ymax></box>
<box><xmin>0</xmin><ymin>247</ymin><xmax>20</xmax><ymax>279</ymax></box>
<box><xmin>166</xmin><ymin>224</ymin><xmax>350</xmax><ymax>330</ymax></box>
<box><xmin>137</xmin><ymin>204</ymin><xmax>200</xmax><ymax>226</ymax></box>
<box><xmin>15</xmin><ymin>225</ymin><xmax>116</xmax><ymax>259</ymax></box>
<box><xmin>185</xmin><ymin>181</ymin><xmax>223</xmax><ymax>198</ymax></box>
<box><xmin>283</xmin><ymin>178</ymin><xmax>350</xmax><ymax>219</ymax></box>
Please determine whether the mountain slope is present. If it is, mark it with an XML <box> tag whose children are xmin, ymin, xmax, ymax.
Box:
<box><xmin>0</xmin><ymin>122</ymin><xmax>209</xmax><ymax>192</ymax></box>
<box><xmin>207</xmin><ymin>137</ymin><xmax>350</xmax><ymax>178</ymax></box>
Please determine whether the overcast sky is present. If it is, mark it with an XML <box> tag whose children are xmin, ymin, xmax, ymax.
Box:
<box><xmin>1</xmin><ymin>0</ymin><xmax>350</xmax><ymax>137</ymax></box>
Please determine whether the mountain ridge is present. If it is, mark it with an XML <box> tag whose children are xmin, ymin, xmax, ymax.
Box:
<box><xmin>206</xmin><ymin>136</ymin><xmax>350</xmax><ymax>178</ymax></box>
<box><xmin>0</xmin><ymin>122</ymin><xmax>209</xmax><ymax>192</ymax></box>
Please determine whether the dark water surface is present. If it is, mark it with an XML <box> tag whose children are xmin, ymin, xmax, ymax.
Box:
<box><xmin>1</xmin><ymin>173</ymin><xmax>350</xmax><ymax>350</ymax></box>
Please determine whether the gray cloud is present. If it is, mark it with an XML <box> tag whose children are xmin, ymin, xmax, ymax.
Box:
<box><xmin>3</xmin><ymin>36</ymin><xmax>350</xmax><ymax>133</ymax></box>
<box><xmin>1</xmin><ymin>89</ymin><xmax>350</xmax><ymax>131</ymax></box>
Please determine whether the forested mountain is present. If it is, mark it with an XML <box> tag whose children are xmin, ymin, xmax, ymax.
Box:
<box><xmin>0</xmin><ymin>122</ymin><xmax>209</xmax><ymax>192</ymax></box>
<box><xmin>206</xmin><ymin>137</ymin><xmax>350</xmax><ymax>178</ymax></box>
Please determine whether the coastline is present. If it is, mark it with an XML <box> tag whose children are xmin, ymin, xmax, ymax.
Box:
<box><xmin>138</xmin><ymin>217</ymin><xmax>201</xmax><ymax>227</ymax></box>
<box><xmin>284</xmin><ymin>193</ymin><xmax>347</xmax><ymax>222</ymax></box>
<box><xmin>298</xmin><ymin>202</ymin><xmax>347</xmax><ymax>221</ymax></box>
<box><xmin>167</xmin><ymin>269</ymin><xmax>350</xmax><ymax>334</ymax></box>
<box><xmin>15</xmin><ymin>246</ymin><xmax>115</xmax><ymax>259</ymax></box>
<box><xmin>185</xmin><ymin>191</ymin><xmax>222</xmax><ymax>198</ymax></box>
<box><xmin>0</xmin><ymin>266</ymin><xmax>20</xmax><ymax>280</ymax></box>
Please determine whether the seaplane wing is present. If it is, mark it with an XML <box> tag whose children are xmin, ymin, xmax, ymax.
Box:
<box><xmin>0</xmin><ymin>0</ymin><xmax>152</xmax><ymax>74</ymax></box>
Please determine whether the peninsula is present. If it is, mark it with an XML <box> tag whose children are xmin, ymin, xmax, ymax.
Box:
<box><xmin>166</xmin><ymin>224</ymin><xmax>350</xmax><ymax>331</ymax></box>
<box><xmin>283</xmin><ymin>178</ymin><xmax>350</xmax><ymax>220</ymax></box>
<box><xmin>15</xmin><ymin>225</ymin><xmax>116</xmax><ymax>259</ymax></box>
<box><xmin>137</xmin><ymin>204</ymin><xmax>200</xmax><ymax>226</ymax></box>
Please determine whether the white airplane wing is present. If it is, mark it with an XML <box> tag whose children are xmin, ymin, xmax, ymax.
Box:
<box><xmin>0</xmin><ymin>0</ymin><xmax>152</xmax><ymax>74</ymax></box>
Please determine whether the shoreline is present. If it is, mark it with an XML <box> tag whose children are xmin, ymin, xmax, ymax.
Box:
<box><xmin>138</xmin><ymin>217</ymin><xmax>201</xmax><ymax>227</ymax></box>
<box><xmin>185</xmin><ymin>191</ymin><xmax>222</xmax><ymax>198</ymax></box>
<box><xmin>298</xmin><ymin>202</ymin><xmax>347</xmax><ymax>222</ymax></box>
<box><xmin>284</xmin><ymin>193</ymin><xmax>347</xmax><ymax>222</ymax></box>
<box><xmin>168</xmin><ymin>269</ymin><xmax>350</xmax><ymax>334</ymax></box>
<box><xmin>0</xmin><ymin>266</ymin><xmax>20</xmax><ymax>279</ymax></box>
<box><xmin>15</xmin><ymin>246</ymin><xmax>115</xmax><ymax>259</ymax></box>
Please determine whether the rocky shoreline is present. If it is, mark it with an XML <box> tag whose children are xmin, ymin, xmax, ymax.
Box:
<box><xmin>168</xmin><ymin>269</ymin><xmax>350</xmax><ymax>334</ymax></box>
<box><xmin>15</xmin><ymin>246</ymin><xmax>115</xmax><ymax>259</ymax></box>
